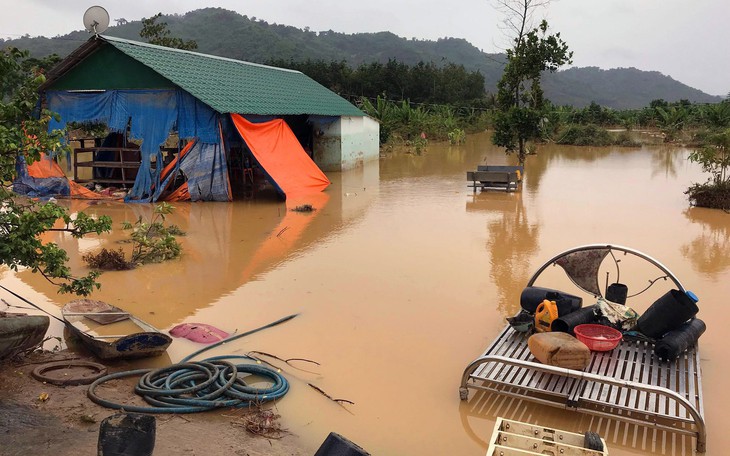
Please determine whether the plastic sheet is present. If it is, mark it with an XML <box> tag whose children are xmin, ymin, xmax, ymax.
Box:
<box><xmin>230</xmin><ymin>113</ymin><xmax>330</xmax><ymax>198</ymax></box>
<box><xmin>13</xmin><ymin>155</ymin><xmax>70</xmax><ymax>197</ymax></box>
<box><xmin>46</xmin><ymin>89</ymin><xmax>220</xmax><ymax>202</ymax></box>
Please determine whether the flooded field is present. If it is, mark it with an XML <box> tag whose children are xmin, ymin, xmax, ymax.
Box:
<box><xmin>3</xmin><ymin>131</ymin><xmax>729</xmax><ymax>455</ymax></box>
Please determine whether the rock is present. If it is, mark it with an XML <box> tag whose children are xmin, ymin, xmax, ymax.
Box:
<box><xmin>528</xmin><ymin>332</ymin><xmax>591</xmax><ymax>370</ymax></box>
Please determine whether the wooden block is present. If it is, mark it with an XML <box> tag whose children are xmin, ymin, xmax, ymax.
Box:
<box><xmin>527</xmin><ymin>332</ymin><xmax>591</xmax><ymax>370</ymax></box>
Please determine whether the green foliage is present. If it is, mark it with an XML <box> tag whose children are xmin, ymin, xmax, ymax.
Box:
<box><xmin>613</xmin><ymin>131</ymin><xmax>641</xmax><ymax>147</ymax></box>
<box><xmin>0</xmin><ymin>190</ymin><xmax>113</xmax><ymax>295</ymax></box>
<box><xmin>67</xmin><ymin>121</ymin><xmax>107</xmax><ymax>139</ymax></box>
<box><xmin>140</xmin><ymin>13</ymin><xmax>198</xmax><ymax>50</ymax></box>
<box><xmin>271</xmin><ymin>57</ymin><xmax>488</xmax><ymax>109</ymax></box>
<box><xmin>493</xmin><ymin>106</ymin><xmax>542</xmax><ymax>153</ymax></box>
<box><xmin>1</xmin><ymin>47</ymin><xmax>112</xmax><ymax>295</ymax></box>
<box><xmin>358</xmin><ymin>95</ymin><xmax>483</xmax><ymax>147</ymax></box>
<box><xmin>564</xmin><ymin>102</ymin><xmax>619</xmax><ymax>126</ymax></box>
<box><xmin>493</xmin><ymin>20</ymin><xmax>572</xmax><ymax>165</ymax></box>
<box><xmin>448</xmin><ymin>128</ymin><xmax>466</xmax><ymax>145</ymax></box>
<box><xmin>688</xmin><ymin>129</ymin><xmax>730</xmax><ymax>186</ymax></box>
<box><xmin>358</xmin><ymin>95</ymin><xmax>396</xmax><ymax>143</ymax></box>
<box><xmin>410</xmin><ymin>135</ymin><xmax>428</xmax><ymax>155</ymax></box>
<box><xmin>686</xmin><ymin>125</ymin><xmax>730</xmax><ymax>209</ymax></box>
<box><xmin>1</xmin><ymin>49</ymin><xmax>67</xmax><ymax>181</ymax></box>
<box><xmin>655</xmin><ymin>106</ymin><xmax>687</xmax><ymax>141</ymax></box>
<box><xmin>122</xmin><ymin>203</ymin><xmax>183</xmax><ymax>265</ymax></box>
<box><xmin>555</xmin><ymin>124</ymin><xmax>610</xmax><ymax>146</ymax></box>
<box><xmin>700</xmin><ymin>101</ymin><xmax>730</xmax><ymax>129</ymax></box>
<box><xmin>555</xmin><ymin>124</ymin><xmax>639</xmax><ymax>147</ymax></box>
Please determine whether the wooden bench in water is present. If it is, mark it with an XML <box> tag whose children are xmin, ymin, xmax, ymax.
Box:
<box><xmin>459</xmin><ymin>244</ymin><xmax>706</xmax><ymax>453</ymax></box>
<box><xmin>467</xmin><ymin>165</ymin><xmax>523</xmax><ymax>192</ymax></box>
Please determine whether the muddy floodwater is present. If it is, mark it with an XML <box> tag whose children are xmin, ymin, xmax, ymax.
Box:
<box><xmin>3</xmin><ymin>131</ymin><xmax>729</xmax><ymax>455</ymax></box>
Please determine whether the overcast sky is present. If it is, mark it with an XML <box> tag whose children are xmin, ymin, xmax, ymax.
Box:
<box><xmin>1</xmin><ymin>0</ymin><xmax>728</xmax><ymax>96</ymax></box>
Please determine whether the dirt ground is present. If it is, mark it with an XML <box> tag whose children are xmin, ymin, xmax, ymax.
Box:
<box><xmin>0</xmin><ymin>350</ymin><xmax>309</xmax><ymax>456</ymax></box>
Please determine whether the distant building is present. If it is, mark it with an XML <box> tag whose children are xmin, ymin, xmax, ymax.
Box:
<box><xmin>37</xmin><ymin>35</ymin><xmax>379</xmax><ymax>201</ymax></box>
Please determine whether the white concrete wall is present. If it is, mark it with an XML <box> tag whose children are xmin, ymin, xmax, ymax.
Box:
<box><xmin>311</xmin><ymin>116</ymin><xmax>380</xmax><ymax>171</ymax></box>
<box><xmin>339</xmin><ymin>116</ymin><xmax>380</xmax><ymax>171</ymax></box>
<box><xmin>311</xmin><ymin>118</ymin><xmax>343</xmax><ymax>172</ymax></box>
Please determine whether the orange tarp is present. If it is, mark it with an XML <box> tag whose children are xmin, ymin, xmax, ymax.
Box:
<box><xmin>26</xmin><ymin>155</ymin><xmax>114</xmax><ymax>200</ymax></box>
<box><xmin>158</xmin><ymin>140</ymin><xmax>196</xmax><ymax>201</ymax></box>
<box><xmin>164</xmin><ymin>182</ymin><xmax>190</xmax><ymax>202</ymax></box>
<box><xmin>230</xmin><ymin>114</ymin><xmax>330</xmax><ymax>197</ymax></box>
<box><xmin>27</xmin><ymin>155</ymin><xmax>65</xmax><ymax>179</ymax></box>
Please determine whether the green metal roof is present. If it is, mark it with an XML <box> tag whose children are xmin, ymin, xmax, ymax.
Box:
<box><xmin>98</xmin><ymin>36</ymin><xmax>364</xmax><ymax>117</ymax></box>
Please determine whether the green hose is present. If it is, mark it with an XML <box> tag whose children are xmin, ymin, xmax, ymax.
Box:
<box><xmin>87</xmin><ymin>314</ymin><xmax>297</xmax><ymax>413</ymax></box>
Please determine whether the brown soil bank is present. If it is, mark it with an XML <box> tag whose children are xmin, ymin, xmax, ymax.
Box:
<box><xmin>0</xmin><ymin>351</ymin><xmax>308</xmax><ymax>456</ymax></box>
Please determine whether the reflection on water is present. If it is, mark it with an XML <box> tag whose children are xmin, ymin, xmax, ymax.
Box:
<box><xmin>650</xmin><ymin>145</ymin><xmax>685</xmax><ymax>179</ymax></box>
<box><xmin>15</xmin><ymin>160</ymin><xmax>381</xmax><ymax>331</ymax></box>
<box><xmin>3</xmin><ymin>133</ymin><xmax>729</xmax><ymax>456</ymax></box>
<box><xmin>467</xmin><ymin>191</ymin><xmax>538</xmax><ymax>316</ymax></box>
<box><xmin>681</xmin><ymin>207</ymin><xmax>730</xmax><ymax>279</ymax></box>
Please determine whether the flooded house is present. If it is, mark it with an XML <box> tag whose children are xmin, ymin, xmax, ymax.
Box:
<box><xmin>25</xmin><ymin>35</ymin><xmax>379</xmax><ymax>202</ymax></box>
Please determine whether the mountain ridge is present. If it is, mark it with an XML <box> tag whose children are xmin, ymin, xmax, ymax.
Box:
<box><xmin>2</xmin><ymin>7</ymin><xmax>721</xmax><ymax>109</ymax></box>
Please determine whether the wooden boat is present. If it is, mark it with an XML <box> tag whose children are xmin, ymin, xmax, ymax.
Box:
<box><xmin>0</xmin><ymin>311</ymin><xmax>50</xmax><ymax>359</ymax></box>
<box><xmin>62</xmin><ymin>299</ymin><xmax>171</xmax><ymax>360</ymax></box>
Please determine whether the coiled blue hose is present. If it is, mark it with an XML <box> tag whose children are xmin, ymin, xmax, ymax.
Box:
<box><xmin>87</xmin><ymin>315</ymin><xmax>296</xmax><ymax>413</ymax></box>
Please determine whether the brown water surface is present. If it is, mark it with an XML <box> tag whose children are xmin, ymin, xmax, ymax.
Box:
<box><xmin>4</xmin><ymin>131</ymin><xmax>729</xmax><ymax>455</ymax></box>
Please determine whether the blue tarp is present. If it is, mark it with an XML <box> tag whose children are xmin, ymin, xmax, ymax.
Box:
<box><xmin>155</xmin><ymin>138</ymin><xmax>231</xmax><ymax>202</ymax></box>
<box><xmin>178</xmin><ymin>141</ymin><xmax>230</xmax><ymax>201</ymax></box>
<box><xmin>13</xmin><ymin>155</ymin><xmax>70</xmax><ymax>198</ymax></box>
<box><xmin>46</xmin><ymin>89</ymin><xmax>221</xmax><ymax>202</ymax></box>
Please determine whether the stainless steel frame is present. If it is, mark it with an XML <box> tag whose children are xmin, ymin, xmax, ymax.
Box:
<box><xmin>459</xmin><ymin>245</ymin><xmax>706</xmax><ymax>452</ymax></box>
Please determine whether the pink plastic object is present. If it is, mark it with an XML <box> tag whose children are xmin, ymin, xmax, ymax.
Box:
<box><xmin>169</xmin><ymin>323</ymin><xmax>229</xmax><ymax>344</ymax></box>
<box><xmin>573</xmin><ymin>324</ymin><xmax>622</xmax><ymax>351</ymax></box>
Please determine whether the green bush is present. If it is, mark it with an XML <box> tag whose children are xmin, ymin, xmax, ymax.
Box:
<box><xmin>556</xmin><ymin>124</ymin><xmax>613</xmax><ymax>146</ymax></box>
<box><xmin>612</xmin><ymin>131</ymin><xmax>641</xmax><ymax>147</ymax></box>
<box><xmin>685</xmin><ymin>182</ymin><xmax>730</xmax><ymax>209</ymax></box>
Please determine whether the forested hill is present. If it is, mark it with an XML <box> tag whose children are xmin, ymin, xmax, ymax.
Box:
<box><xmin>3</xmin><ymin>7</ymin><xmax>721</xmax><ymax>109</ymax></box>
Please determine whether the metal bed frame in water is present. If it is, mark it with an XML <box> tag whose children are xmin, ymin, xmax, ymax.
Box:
<box><xmin>459</xmin><ymin>244</ymin><xmax>706</xmax><ymax>453</ymax></box>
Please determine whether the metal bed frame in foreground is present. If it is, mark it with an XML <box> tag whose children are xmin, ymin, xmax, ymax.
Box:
<box><xmin>459</xmin><ymin>245</ymin><xmax>706</xmax><ymax>453</ymax></box>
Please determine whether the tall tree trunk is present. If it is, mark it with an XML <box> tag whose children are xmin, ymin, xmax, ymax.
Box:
<box><xmin>518</xmin><ymin>138</ymin><xmax>526</xmax><ymax>166</ymax></box>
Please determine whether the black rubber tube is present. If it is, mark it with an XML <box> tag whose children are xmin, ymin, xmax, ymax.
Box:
<box><xmin>551</xmin><ymin>305</ymin><xmax>599</xmax><ymax>334</ymax></box>
<box><xmin>654</xmin><ymin>318</ymin><xmax>706</xmax><ymax>360</ymax></box>
<box><xmin>520</xmin><ymin>286</ymin><xmax>582</xmax><ymax>315</ymax></box>
<box><xmin>637</xmin><ymin>289</ymin><xmax>699</xmax><ymax>338</ymax></box>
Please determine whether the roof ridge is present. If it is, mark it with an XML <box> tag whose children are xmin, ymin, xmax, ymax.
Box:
<box><xmin>99</xmin><ymin>35</ymin><xmax>301</xmax><ymax>74</ymax></box>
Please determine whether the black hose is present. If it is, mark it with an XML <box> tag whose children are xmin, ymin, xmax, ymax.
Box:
<box><xmin>654</xmin><ymin>318</ymin><xmax>706</xmax><ymax>360</ymax></box>
<box><xmin>551</xmin><ymin>305</ymin><xmax>599</xmax><ymax>334</ymax></box>
<box><xmin>87</xmin><ymin>314</ymin><xmax>299</xmax><ymax>413</ymax></box>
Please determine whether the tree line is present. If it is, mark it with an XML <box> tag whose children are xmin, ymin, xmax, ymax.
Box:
<box><xmin>267</xmin><ymin>58</ymin><xmax>489</xmax><ymax>108</ymax></box>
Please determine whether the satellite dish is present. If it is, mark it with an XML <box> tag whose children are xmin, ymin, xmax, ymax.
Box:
<box><xmin>83</xmin><ymin>6</ymin><xmax>110</xmax><ymax>35</ymax></box>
